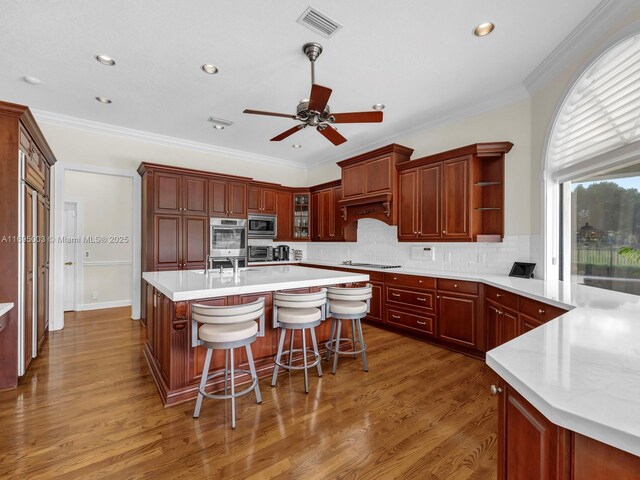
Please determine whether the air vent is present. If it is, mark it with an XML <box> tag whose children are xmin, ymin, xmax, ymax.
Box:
<box><xmin>296</xmin><ymin>6</ymin><xmax>342</xmax><ymax>38</ymax></box>
<box><xmin>207</xmin><ymin>116</ymin><xmax>234</xmax><ymax>127</ymax></box>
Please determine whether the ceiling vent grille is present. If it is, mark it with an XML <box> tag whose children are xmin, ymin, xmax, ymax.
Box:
<box><xmin>296</xmin><ymin>6</ymin><xmax>342</xmax><ymax>38</ymax></box>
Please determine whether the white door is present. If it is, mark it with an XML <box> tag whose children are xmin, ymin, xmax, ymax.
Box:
<box><xmin>63</xmin><ymin>202</ymin><xmax>78</xmax><ymax>311</ymax></box>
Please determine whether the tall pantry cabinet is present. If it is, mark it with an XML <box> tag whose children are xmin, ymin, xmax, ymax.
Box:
<box><xmin>0</xmin><ymin>101</ymin><xmax>56</xmax><ymax>390</ymax></box>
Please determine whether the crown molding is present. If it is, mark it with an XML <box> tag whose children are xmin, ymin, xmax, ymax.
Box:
<box><xmin>307</xmin><ymin>84</ymin><xmax>529</xmax><ymax>169</ymax></box>
<box><xmin>31</xmin><ymin>109</ymin><xmax>307</xmax><ymax>170</ymax></box>
<box><xmin>523</xmin><ymin>0</ymin><xmax>638</xmax><ymax>95</ymax></box>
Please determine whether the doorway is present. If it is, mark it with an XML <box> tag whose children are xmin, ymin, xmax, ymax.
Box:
<box><xmin>63</xmin><ymin>201</ymin><xmax>81</xmax><ymax>311</ymax></box>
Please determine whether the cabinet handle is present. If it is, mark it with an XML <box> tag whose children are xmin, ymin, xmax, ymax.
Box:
<box><xmin>417</xmin><ymin>320</ymin><xmax>426</xmax><ymax>325</ymax></box>
<box><xmin>391</xmin><ymin>314</ymin><xmax>401</xmax><ymax>319</ymax></box>
<box><xmin>392</xmin><ymin>293</ymin><xmax>401</xmax><ymax>297</ymax></box>
<box><xmin>490</xmin><ymin>385</ymin><xmax>502</xmax><ymax>396</ymax></box>
<box><xmin>416</xmin><ymin>297</ymin><xmax>426</xmax><ymax>302</ymax></box>
<box><xmin>538</xmin><ymin>309</ymin><xmax>545</xmax><ymax>315</ymax></box>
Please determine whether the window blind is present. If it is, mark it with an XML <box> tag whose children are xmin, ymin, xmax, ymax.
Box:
<box><xmin>548</xmin><ymin>34</ymin><xmax>640</xmax><ymax>180</ymax></box>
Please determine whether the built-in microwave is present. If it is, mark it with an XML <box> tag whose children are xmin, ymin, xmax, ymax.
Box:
<box><xmin>248</xmin><ymin>214</ymin><xmax>277</xmax><ymax>238</ymax></box>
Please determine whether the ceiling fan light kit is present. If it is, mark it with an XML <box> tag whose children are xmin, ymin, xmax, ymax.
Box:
<box><xmin>243</xmin><ymin>42</ymin><xmax>383</xmax><ymax>146</ymax></box>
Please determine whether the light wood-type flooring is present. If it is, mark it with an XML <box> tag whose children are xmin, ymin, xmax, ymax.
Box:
<box><xmin>0</xmin><ymin>307</ymin><xmax>498</xmax><ymax>479</ymax></box>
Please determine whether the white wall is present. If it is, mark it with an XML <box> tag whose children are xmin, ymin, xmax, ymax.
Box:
<box><xmin>64</xmin><ymin>171</ymin><xmax>133</xmax><ymax>309</ymax></box>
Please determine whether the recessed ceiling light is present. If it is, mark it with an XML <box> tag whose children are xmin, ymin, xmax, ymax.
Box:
<box><xmin>95</xmin><ymin>96</ymin><xmax>112</xmax><ymax>104</ymax></box>
<box><xmin>202</xmin><ymin>64</ymin><xmax>219</xmax><ymax>74</ymax></box>
<box><xmin>292</xmin><ymin>144</ymin><xmax>302</xmax><ymax>149</ymax></box>
<box><xmin>23</xmin><ymin>76</ymin><xmax>41</xmax><ymax>85</ymax></box>
<box><xmin>213</xmin><ymin>125</ymin><xmax>224</xmax><ymax>130</ymax></box>
<box><xmin>372</xmin><ymin>103</ymin><xmax>385</xmax><ymax>110</ymax></box>
<box><xmin>95</xmin><ymin>54</ymin><xmax>116</xmax><ymax>66</ymax></box>
<box><xmin>473</xmin><ymin>22</ymin><xmax>495</xmax><ymax>37</ymax></box>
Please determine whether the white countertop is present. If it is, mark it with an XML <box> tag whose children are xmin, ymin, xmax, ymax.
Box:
<box><xmin>301</xmin><ymin>260</ymin><xmax>640</xmax><ymax>456</ymax></box>
<box><xmin>142</xmin><ymin>265</ymin><xmax>369</xmax><ymax>302</ymax></box>
<box><xmin>0</xmin><ymin>303</ymin><xmax>14</xmax><ymax>317</ymax></box>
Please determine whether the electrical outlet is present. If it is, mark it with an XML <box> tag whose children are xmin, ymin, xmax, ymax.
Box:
<box><xmin>84</xmin><ymin>251</ymin><xmax>90</xmax><ymax>259</ymax></box>
<box><xmin>411</xmin><ymin>246</ymin><xmax>435</xmax><ymax>261</ymax></box>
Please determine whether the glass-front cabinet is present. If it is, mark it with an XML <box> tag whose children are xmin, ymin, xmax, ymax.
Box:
<box><xmin>293</xmin><ymin>193</ymin><xmax>310</xmax><ymax>239</ymax></box>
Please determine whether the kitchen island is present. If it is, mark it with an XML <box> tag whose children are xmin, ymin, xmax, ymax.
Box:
<box><xmin>142</xmin><ymin>265</ymin><xmax>369</xmax><ymax>406</ymax></box>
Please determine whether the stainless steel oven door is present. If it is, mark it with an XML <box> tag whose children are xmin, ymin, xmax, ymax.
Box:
<box><xmin>210</xmin><ymin>219</ymin><xmax>247</xmax><ymax>257</ymax></box>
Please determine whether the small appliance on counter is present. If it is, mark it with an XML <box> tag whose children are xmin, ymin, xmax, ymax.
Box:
<box><xmin>273</xmin><ymin>245</ymin><xmax>290</xmax><ymax>261</ymax></box>
<box><xmin>248</xmin><ymin>245</ymin><xmax>273</xmax><ymax>262</ymax></box>
<box><xmin>293</xmin><ymin>249</ymin><xmax>303</xmax><ymax>261</ymax></box>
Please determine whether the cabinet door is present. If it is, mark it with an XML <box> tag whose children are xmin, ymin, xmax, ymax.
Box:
<box><xmin>342</xmin><ymin>163</ymin><xmax>366</xmax><ymax>198</ymax></box>
<box><xmin>418</xmin><ymin>163</ymin><xmax>442</xmax><ymax>239</ymax></box>
<box><xmin>36</xmin><ymin>194</ymin><xmax>47</xmax><ymax>346</ymax></box>
<box><xmin>397</xmin><ymin>169</ymin><xmax>418</xmax><ymax>240</ymax></box>
<box><xmin>320</xmin><ymin>188</ymin><xmax>334</xmax><ymax>240</ymax></box>
<box><xmin>276</xmin><ymin>190</ymin><xmax>293</xmax><ymax>240</ymax></box>
<box><xmin>228</xmin><ymin>181</ymin><xmax>247</xmax><ymax>218</ymax></box>
<box><xmin>154</xmin><ymin>172</ymin><xmax>182</xmax><ymax>213</ymax></box>
<box><xmin>154</xmin><ymin>215</ymin><xmax>181</xmax><ymax>270</ymax></box>
<box><xmin>366</xmin><ymin>156</ymin><xmax>392</xmax><ymax>195</ymax></box>
<box><xmin>209</xmin><ymin>178</ymin><xmax>228</xmax><ymax>217</ymax></box>
<box><xmin>183</xmin><ymin>176</ymin><xmax>208</xmax><ymax>215</ymax></box>
<box><xmin>182</xmin><ymin>216</ymin><xmax>208</xmax><ymax>269</ymax></box>
<box><xmin>332</xmin><ymin>186</ymin><xmax>343</xmax><ymax>240</ymax></box>
<box><xmin>499</xmin><ymin>381</ymin><xmax>568</xmax><ymax>480</ymax></box>
<box><xmin>500</xmin><ymin>307</ymin><xmax>520</xmax><ymax>346</ymax></box>
<box><xmin>442</xmin><ymin>157</ymin><xmax>471</xmax><ymax>240</ymax></box>
<box><xmin>24</xmin><ymin>187</ymin><xmax>35</xmax><ymax>368</ymax></box>
<box><xmin>437</xmin><ymin>292</ymin><xmax>481</xmax><ymax>350</ymax></box>
<box><xmin>521</xmin><ymin>313</ymin><xmax>545</xmax><ymax>333</ymax></box>
<box><xmin>261</xmin><ymin>188</ymin><xmax>277</xmax><ymax>214</ymax></box>
<box><xmin>486</xmin><ymin>302</ymin><xmax>501</xmax><ymax>351</ymax></box>
<box><xmin>310</xmin><ymin>192</ymin><xmax>321</xmax><ymax>241</ymax></box>
<box><xmin>247</xmin><ymin>186</ymin><xmax>261</xmax><ymax>213</ymax></box>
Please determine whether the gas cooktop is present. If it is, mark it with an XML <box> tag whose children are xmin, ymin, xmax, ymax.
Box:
<box><xmin>342</xmin><ymin>261</ymin><xmax>401</xmax><ymax>269</ymax></box>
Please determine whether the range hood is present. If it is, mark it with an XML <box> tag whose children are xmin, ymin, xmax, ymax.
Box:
<box><xmin>336</xmin><ymin>144</ymin><xmax>414</xmax><ymax>226</ymax></box>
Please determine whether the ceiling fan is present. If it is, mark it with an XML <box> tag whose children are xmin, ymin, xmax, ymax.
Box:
<box><xmin>243</xmin><ymin>42</ymin><xmax>383</xmax><ymax>146</ymax></box>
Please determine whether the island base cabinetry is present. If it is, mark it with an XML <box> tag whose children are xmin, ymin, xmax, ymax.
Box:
<box><xmin>144</xmin><ymin>286</ymin><xmax>335</xmax><ymax>406</ymax></box>
<box><xmin>496</xmin><ymin>379</ymin><xmax>640</xmax><ymax>480</ymax></box>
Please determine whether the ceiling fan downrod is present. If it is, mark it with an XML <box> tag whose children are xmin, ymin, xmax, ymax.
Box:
<box><xmin>303</xmin><ymin>42</ymin><xmax>323</xmax><ymax>86</ymax></box>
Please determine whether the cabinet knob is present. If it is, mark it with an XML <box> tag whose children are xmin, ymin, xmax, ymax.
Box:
<box><xmin>443</xmin><ymin>230</ymin><xmax>446</xmax><ymax>234</ymax></box>
<box><xmin>418</xmin><ymin>231</ymin><xmax>422</xmax><ymax>235</ymax></box>
<box><xmin>490</xmin><ymin>385</ymin><xmax>502</xmax><ymax>396</ymax></box>
<box><xmin>418</xmin><ymin>280</ymin><xmax>423</xmax><ymax>284</ymax></box>
<box><xmin>437</xmin><ymin>295</ymin><xmax>440</xmax><ymax>299</ymax></box>
<box><xmin>538</xmin><ymin>309</ymin><xmax>545</xmax><ymax>315</ymax></box>
<box><xmin>496</xmin><ymin>293</ymin><xmax>502</xmax><ymax>298</ymax></box>
<box><xmin>454</xmin><ymin>284</ymin><xmax>458</xmax><ymax>288</ymax></box>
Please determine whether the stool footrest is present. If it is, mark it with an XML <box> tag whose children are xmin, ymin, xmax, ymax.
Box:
<box><xmin>198</xmin><ymin>369</ymin><xmax>258</xmax><ymax>400</ymax></box>
<box><xmin>326</xmin><ymin>337</ymin><xmax>368</xmax><ymax>355</ymax></box>
<box><xmin>274</xmin><ymin>348</ymin><xmax>320</xmax><ymax>371</ymax></box>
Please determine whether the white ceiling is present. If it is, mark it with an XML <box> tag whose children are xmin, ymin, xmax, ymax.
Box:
<box><xmin>0</xmin><ymin>0</ymin><xmax>602</xmax><ymax>166</ymax></box>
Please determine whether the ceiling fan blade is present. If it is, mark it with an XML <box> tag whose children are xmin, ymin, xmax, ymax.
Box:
<box><xmin>308</xmin><ymin>84</ymin><xmax>332</xmax><ymax>113</ymax></box>
<box><xmin>270</xmin><ymin>124</ymin><xmax>306</xmax><ymax>142</ymax></box>
<box><xmin>331</xmin><ymin>111</ymin><xmax>383</xmax><ymax>123</ymax></box>
<box><xmin>244</xmin><ymin>109</ymin><xmax>298</xmax><ymax>120</ymax></box>
<box><xmin>317</xmin><ymin>125</ymin><xmax>347</xmax><ymax>146</ymax></box>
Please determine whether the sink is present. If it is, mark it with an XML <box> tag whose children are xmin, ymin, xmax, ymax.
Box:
<box><xmin>190</xmin><ymin>268</ymin><xmax>260</xmax><ymax>274</ymax></box>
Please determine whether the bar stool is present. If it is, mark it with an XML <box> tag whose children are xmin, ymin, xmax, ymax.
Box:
<box><xmin>325</xmin><ymin>284</ymin><xmax>372</xmax><ymax>374</ymax></box>
<box><xmin>191</xmin><ymin>298</ymin><xmax>265</xmax><ymax>429</ymax></box>
<box><xmin>271</xmin><ymin>289</ymin><xmax>327</xmax><ymax>393</ymax></box>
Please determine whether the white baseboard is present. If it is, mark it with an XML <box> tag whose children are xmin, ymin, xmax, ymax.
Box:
<box><xmin>76</xmin><ymin>300</ymin><xmax>132</xmax><ymax>311</ymax></box>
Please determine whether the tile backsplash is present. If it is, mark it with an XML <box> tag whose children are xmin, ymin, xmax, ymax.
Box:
<box><xmin>307</xmin><ymin>219</ymin><xmax>538</xmax><ymax>277</ymax></box>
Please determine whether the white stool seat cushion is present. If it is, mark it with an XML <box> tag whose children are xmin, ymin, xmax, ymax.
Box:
<box><xmin>199</xmin><ymin>321</ymin><xmax>258</xmax><ymax>343</ymax></box>
<box><xmin>277</xmin><ymin>307</ymin><xmax>322</xmax><ymax>324</ymax></box>
<box><xmin>329</xmin><ymin>300</ymin><xmax>367</xmax><ymax>315</ymax></box>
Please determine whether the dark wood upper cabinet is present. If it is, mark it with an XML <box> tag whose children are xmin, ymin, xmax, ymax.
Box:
<box><xmin>183</xmin><ymin>175</ymin><xmax>208</xmax><ymax>215</ymax></box>
<box><xmin>397</xmin><ymin>142</ymin><xmax>513</xmax><ymax>242</ymax></box>
<box><xmin>342</xmin><ymin>163</ymin><xmax>367</xmax><ymax>198</ymax></box>
<box><xmin>248</xmin><ymin>182</ymin><xmax>278</xmax><ymax>214</ymax></box>
<box><xmin>275</xmin><ymin>189</ymin><xmax>293</xmax><ymax>241</ymax></box>
<box><xmin>397</xmin><ymin>169</ymin><xmax>418</xmax><ymax>240</ymax></box>
<box><xmin>310</xmin><ymin>192</ymin><xmax>321</xmax><ymax>241</ymax></box>
<box><xmin>309</xmin><ymin>180</ymin><xmax>356</xmax><ymax>242</ymax></box>
<box><xmin>154</xmin><ymin>172</ymin><xmax>182</xmax><ymax>214</ymax></box>
<box><xmin>209</xmin><ymin>178</ymin><xmax>247</xmax><ymax>218</ymax></box>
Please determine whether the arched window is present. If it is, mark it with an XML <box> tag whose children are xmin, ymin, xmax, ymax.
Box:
<box><xmin>545</xmin><ymin>31</ymin><xmax>640</xmax><ymax>296</ymax></box>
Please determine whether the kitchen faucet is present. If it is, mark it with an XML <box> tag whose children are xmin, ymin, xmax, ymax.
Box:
<box><xmin>227</xmin><ymin>256</ymin><xmax>239</xmax><ymax>274</ymax></box>
<box><xmin>205</xmin><ymin>254</ymin><xmax>212</xmax><ymax>275</ymax></box>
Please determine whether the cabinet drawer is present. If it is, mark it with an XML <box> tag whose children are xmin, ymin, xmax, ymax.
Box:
<box><xmin>437</xmin><ymin>278</ymin><xmax>479</xmax><ymax>295</ymax></box>
<box><xmin>485</xmin><ymin>285</ymin><xmax>518</xmax><ymax>311</ymax></box>
<box><xmin>520</xmin><ymin>297</ymin><xmax>566</xmax><ymax>322</ymax></box>
<box><xmin>384</xmin><ymin>273</ymin><xmax>435</xmax><ymax>289</ymax></box>
<box><xmin>386</xmin><ymin>287</ymin><xmax>435</xmax><ymax>311</ymax></box>
<box><xmin>386</xmin><ymin>308</ymin><xmax>434</xmax><ymax>335</ymax></box>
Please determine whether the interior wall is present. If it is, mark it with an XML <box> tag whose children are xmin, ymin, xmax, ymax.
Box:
<box><xmin>64</xmin><ymin>170</ymin><xmax>133</xmax><ymax>309</ymax></box>
<box><xmin>40</xmin><ymin>122</ymin><xmax>308</xmax><ymax>186</ymax></box>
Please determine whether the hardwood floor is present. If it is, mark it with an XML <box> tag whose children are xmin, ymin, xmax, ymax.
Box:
<box><xmin>0</xmin><ymin>307</ymin><xmax>498</xmax><ymax>479</ymax></box>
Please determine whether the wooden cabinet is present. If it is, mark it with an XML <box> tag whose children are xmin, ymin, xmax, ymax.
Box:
<box><xmin>384</xmin><ymin>274</ymin><xmax>437</xmax><ymax>338</ymax></box>
<box><xmin>248</xmin><ymin>183</ymin><xmax>277</xmax><ymax>214</ymax></box>
<box><xmin>154</xmin><ymin>172</ymin><xmax>208</xmax><ymax>215</ymax></box>
<box><xmin>437</xmin><ymin>280</ymin><xmax>483</xmax><ymax>352</ymax></box>
<box><xmin>209</xmin><ymin>178</ymin><xmax>247</xmax><ymax>219</ymax></box>
<box><xmin>0</xmin><ymin>101</ymin><xmax>56</xmax><ymax>389</ymax></box>
<box><xmin>293</xmin><ymin>191</ymin><xmax>310</xmax><ymax>240</ymax></box>
<box><xmin>486</xmin><ymin>286</ymin><xmax>520</xmax><ymax>350</ymax></box>
<box><xmin>497</xmin><ymin>380</ymin><xmax>569</xmax><ymax>480</ymax></box>
<box><xmin>310</xmin><ymin>180</ymin><xmax>356</xmax><ymax>242</ymax></box>
<box><xmin>275</xmin><ymin>189</ymin><xmax>293</xmax><ymax>241</ymax></box>
<box><xmin>519</xmin><ymin>297</ymin><xmax>566</xmax><ymax>333</ymax></box>
<box><xmin>397</xmin><ymin>142</ymin><xmax>513</xmax><ymax>242</ymax></box>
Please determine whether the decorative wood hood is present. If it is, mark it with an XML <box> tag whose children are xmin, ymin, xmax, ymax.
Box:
<box><xmin>337</xmin><ymin>144</ymin><xmax>413</xmax><ymax>226</ymax></box>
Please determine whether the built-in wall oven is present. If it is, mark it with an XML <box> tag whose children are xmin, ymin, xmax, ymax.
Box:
<box><xmin>210</xmin><ymin>218</ymin><xmax>247</xmax><ymax>267</ymax></box>
<box><xmin>248</xmin><ymin>214</ymin><xmax>277</xmax><ymax>238</ymax></box>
